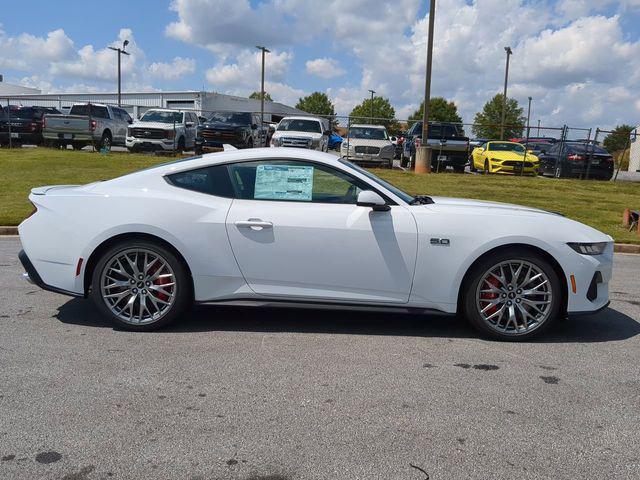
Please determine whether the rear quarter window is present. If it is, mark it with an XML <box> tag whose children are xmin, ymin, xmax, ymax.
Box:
<box><xmin>166</xmin><ymin>165</ymin><xmax>235</xmax><ymax>198</ymax></box>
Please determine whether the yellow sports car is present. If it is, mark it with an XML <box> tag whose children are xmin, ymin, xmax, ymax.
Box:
<box><xmin>470</xmin><ymin>141</ymin><xmax>539</xmax><ymax>175</ymax></box>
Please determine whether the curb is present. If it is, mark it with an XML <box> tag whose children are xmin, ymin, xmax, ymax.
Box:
<box><xmin>0</xmin><ymin>225</ymin><xmax>639</xmax><ymax>253</ymax></box>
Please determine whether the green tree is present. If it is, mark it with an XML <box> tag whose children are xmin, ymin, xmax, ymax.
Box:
<box><xmin>408</xmin><ymin>97</ymin><xmax>463</xmax><ymax>131</ymax></box>
<box><xmin>295</xmin><ymin>92</ymin><xmax>335</xmax><ymax>116</ymax></box>
<box><xmin>603</xmin><ymin>124</ymin><xmax>635</xmax><ymax>153</ymax></box>
<box><xmin>472</xmin><ymin>94</ymin><xmax>525</xmax><ymax>140</ymax></box>
<box><xmin>349</xmin><ymin>96</ymin><xmax>399</xmax><ymax>132</ymax></box>
<box><xmin>249</xmin><ymin>91</ymin><xmax>273</xmax><ymax>102</ymax></box>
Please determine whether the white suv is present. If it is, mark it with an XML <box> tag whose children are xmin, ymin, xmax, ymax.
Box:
<box><xmin>126</xmin><ymin>109</ymin><xmax>199</xmax><ymax>152</ymax></box>
<box><xmin>270</xmin><ymin>116</ymin><xmax>330</xmax><ymax>151</ymax></box>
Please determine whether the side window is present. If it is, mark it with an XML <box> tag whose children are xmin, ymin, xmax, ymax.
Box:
<box><xmin>227</xmin><ymin>160</ymin><xmax>367</xmax><ymax>204</ymax></box>
<box><xmin>166</xmin><ymin>164</ymin><xmax>235</xmax><ymax>198</ymax></box>
<box><xmin>94</xmin><ymin>106</ymin><xmax>109</xmax><ymax>119</ymax></box>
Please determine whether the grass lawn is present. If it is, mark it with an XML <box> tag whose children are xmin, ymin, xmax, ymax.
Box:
<box><xmin>1</xmin><ymin>148</ymin><xmax>638</xmax><ymax>244</ymax></box>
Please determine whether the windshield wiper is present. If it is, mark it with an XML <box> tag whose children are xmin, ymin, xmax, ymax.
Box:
<box><xmin>410</xmin><ymin>195</ymin><xmax>435</xmax><ymax>205</ymax></box>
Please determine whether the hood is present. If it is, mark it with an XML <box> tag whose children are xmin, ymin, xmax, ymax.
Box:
<box><xmin>201</xmin><ymin>121</ymin><xmax>246</xmax><ymax>130</ymax></box>
<box><xmin>272</xmin><ymin>131</ymin><xmax>322</xmax><ymax>140</ymax></box>
<box><xmin>429</xmin><ymin>196</ymin><xmax>552</xmax><ymax>215</ymax></box>
<box><xmin>342</xmin><ymin>138</ymin><xmax>392</xmax><ymax>148</ymax></box>
<box><xmin>487</xmin><ymin>151</ymin><xmax>539</xmax><ymax>161</ymax></box>
<box><xmin>131</xmin><ymin>121</ymin><xmax>178</xmax><ymax>130</ymax></box>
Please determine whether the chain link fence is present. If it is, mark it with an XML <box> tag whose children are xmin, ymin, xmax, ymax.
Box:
<box><xmin>2</xmin><ymin>96</ymin><xmax>638</xmax><ymax>181</ymax></box>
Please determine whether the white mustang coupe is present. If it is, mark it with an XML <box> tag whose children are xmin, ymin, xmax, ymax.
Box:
<box><xmin>18</xmin><ymin>148</ymin><xmax>613</xmax><ymax>340</ymax></box>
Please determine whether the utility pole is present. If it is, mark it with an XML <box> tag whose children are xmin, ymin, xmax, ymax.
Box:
<box><xmin>368</xmin><ymin>89</ymin><xmax>376</xmax><ymax>122</ymax></box>
<box><xmin>256</xmin><ymin>45</ymin><xmax>270</xmax><ymax>132</ymax></box>
<box><xmin>108</xmin><ymin>40</ymin><xmax>130</xmax><ymax>107</ymax></box>
<box><xmin>537</xmin><ymin>119</ymin><xmax>541</xmax><ymax>136</ymax></box>
<box><xmin>499</xmin><ymin>46</ymin><xmax>513</xmax><ymax>141</ymax></box>
<box><xmin>415</xmin><ymin>0</ymin><xmax>436</xmax><ymax>174</ymax></box>
<box><xmin>526</xmin><ymin>97</ymin><xmax>532</xmax><ymax>139</ymax></box>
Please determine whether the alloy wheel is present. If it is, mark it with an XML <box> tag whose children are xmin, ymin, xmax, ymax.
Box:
<box><xmin>476</xmin><ymin>260</ymin><xmax>553</xmax><ymax>335</ymax></box>
<box><xmin>100</xmin><ymin>248</ymin><xmax>177</xmax><ymax>325</ymax></box>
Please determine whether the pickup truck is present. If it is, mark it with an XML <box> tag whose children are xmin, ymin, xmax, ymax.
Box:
<box><xmin>126</xmin><ymin>109</ymin><xmax>199</xmax><ymax>152</ymax></box>
<box><xmin>42</xmin><ymin>103</ymin><xmax>132</xmax><ymax>150</ymax></box>
<box><xmin>0</xmin><ymin>105</ymin><xmax>61</xmax><ymax>146</ymax></box>
<box><xmin>195</xmin><ymin>111</ymin><xmax>267</xmax><ymax>153</ymax></box>
<box><xmin>401</xmin><ymin>121</ymin><xmax>469</xmax><ymax>172</ymax></box>
<box><xmin>270</xmin><ymin>116</ymin><xmax>330</xmax><ymax>151</ymax></box>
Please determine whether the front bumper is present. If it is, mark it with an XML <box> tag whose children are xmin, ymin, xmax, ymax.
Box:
<box><xmin>19</xmin><ymin>250</ymin><xmax>82</xmax><ymax>298</ymax></box>
<box><xmin>564</xmin><ymin>242</ymin><xmax>613</xmax><ymax>314</ymax></box>
<box><xmin>490</xmin><ymin>161</ymin><xmax>539</xmax><ymax>175</ymax></box>
<box><xmin>196</xmin><ymin>137</ymin><xmax>244</xmax><ymax>150</ymax></box>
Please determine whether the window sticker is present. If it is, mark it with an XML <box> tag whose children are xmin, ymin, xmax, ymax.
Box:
<box><xmin>254</xmin><ymin>165</ymin><xmax>314</xmax><ymax>201</ymax></box>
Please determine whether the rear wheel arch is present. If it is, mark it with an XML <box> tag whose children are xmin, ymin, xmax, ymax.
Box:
<box><xmin>456</xmin><ymin>243</ymin><xmax>568</xmax><ymax>316</ymax></box>
<box><xmin>83</xmin><ymin>232</ymin><xmax>193</xmax><ymax>297</ymax></box>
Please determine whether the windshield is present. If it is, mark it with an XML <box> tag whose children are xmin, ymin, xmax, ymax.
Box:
<box><xmin>277</xmin><ymin>119</ymin><xmax>321</xmax><ymax>133</ymax></box>
<box><xmin>349</xmin><ymin>127</ymin><xmax>389</xmax><ymax>140</ymax></box>
<box><xmin>207</xmin><ymin>112</ymin><xmax>251</xmax><ymax>124</ymax></box>
<box><xmin>488</xmin><ymin>142</ymin><xmax>525</xmax><ymax>153</ymax></box>
<box><xmin>339</xmin><ymin>159</ymin><xmax>414</xmax><ymax>204</ymax></box>
<box><xmin>567</xmin><ymin>144</ymin><xmax>609</xmax><ymax>154</ymax></box>
<box><xmin>141</xmin><ymin>110</ymin><xmax>183</xmax><ymax>123</ymax></box>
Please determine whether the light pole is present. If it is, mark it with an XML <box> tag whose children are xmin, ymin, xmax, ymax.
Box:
<box><xmin>526</xmin><ymin>96</ymin><xmax>532</xmax><ymax>139</ymax></box>
<box><xmin>108</xmin><ymin>40</ymin><xmax>130</xmax><ymax>107</ymax></box>
<box><xmin>499</xmin><ymin>46</ymin><xmax>513</xmax><ymax>141</ymax></box>
<box><xmin>256</xmin><ymin>45</ymin><xmax>270</xmax><ymax>132</ymax></box>
<box><xmin>368</xmin><ymin>89</ymin><xmax>375</xmax><ymax>122</ymax></box>
<box><xmin>415</xmin><ymin>0</ymin><xmax>436</xmax><ymax>174</ymax></box>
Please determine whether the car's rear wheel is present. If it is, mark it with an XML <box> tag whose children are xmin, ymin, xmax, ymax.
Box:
<box><xmin>91</xmin><ymin>241</ymin><xmax>191</xmax><ymax>331</ymax></box>
<box><xmin>462</xmin><ymin>248</ymin><xmax>562</xmax><ymax>341</ymax></box>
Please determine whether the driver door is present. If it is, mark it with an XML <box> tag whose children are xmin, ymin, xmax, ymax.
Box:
<box><xmin>225</xmin><ymin>159</ymin><xmax>418</xmax><ymax>303</ymax></box>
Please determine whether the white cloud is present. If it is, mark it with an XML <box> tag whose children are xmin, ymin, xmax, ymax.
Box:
<box><xmin>148</xmin><ymin>57</ymin><xmax>196</xmax><ymax>80</ymax></box>
<box><xmin>305</xmin><ymin>58</ymin><xmax>345</xmax><ymax>79</ymax></box>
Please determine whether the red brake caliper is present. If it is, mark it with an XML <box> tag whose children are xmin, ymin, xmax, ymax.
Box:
<box><xmin>481</xmin><ymin>276</ymin><xmax>501</xmax><ymax>316</ymax></box>
<box><xmin>148</xmin><ymin>263</ymin><xmax>170</xmax><ymax>302</ymax></box>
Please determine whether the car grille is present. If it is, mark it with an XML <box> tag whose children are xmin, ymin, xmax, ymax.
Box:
<box><xmin>503</xmin><ymin>160</ymin><xmax>534</xmax><ymax>167</ymax></box>
<box><xmin>355</xmin><ymin>146</ymin><xmax>381</xmax><ymax>155</ymax></box>
<box><xmin>129</xmin><ymin>128</ymin><xmax>165</xmax><ymax>139</ymax></box>
<box><xmin>200</xmin><ymin>129</ymin><xmax>238</xmax><ymax>141</ymax></box>
<box><xmin>280</xmin><ymin>137</ymin><xmax>312</xmax><ymax>148</ymax></box>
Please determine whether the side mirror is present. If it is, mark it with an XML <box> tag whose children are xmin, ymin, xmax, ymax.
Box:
<box><xmin>251</xmin><ymin>123</ymin><xmax>258</xmax><ymax>130</ymax></box>
<box><xmin>357</xmin><ymin>190</ymin><xmax>390</xmax><ymax>212</ymax></box>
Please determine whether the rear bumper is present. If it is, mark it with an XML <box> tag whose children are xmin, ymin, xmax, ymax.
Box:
<box><xmin>42</xmin><ymin>131</ymin><xmax>95</xmax><ymax>143</ymax></box>
<box><xmin>18</xmin><ymin>249</ymin><xmax>83</xmax><ymax>298</ymax></box>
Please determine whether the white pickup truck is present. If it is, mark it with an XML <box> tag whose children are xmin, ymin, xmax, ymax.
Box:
<box><xmin>126</xmin><ymin>109</ymin><xmax>199</xmax><ymax>152</ymax></box>
<box><xmin>43</xmin><ymin>103</ymin><xmax>132</xmax><ymax>150</ymax></box>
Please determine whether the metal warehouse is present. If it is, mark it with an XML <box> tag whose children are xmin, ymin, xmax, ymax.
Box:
<box><xmin>0</xmin><ymin>85</ymin><xmax>305</xmax><ymax>122</ymax></box>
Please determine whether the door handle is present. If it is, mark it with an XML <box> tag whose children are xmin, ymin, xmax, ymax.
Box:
<box><xmin>235</xmin><ymin>219</ymin><xmax>273</xmax><ymax>230</ymax></box>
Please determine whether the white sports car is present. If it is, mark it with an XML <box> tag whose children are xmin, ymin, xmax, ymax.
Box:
<box><xmin>18</xmin><ymin>148</ymin><xmax>613</xmax><ymax>340</ymax></box>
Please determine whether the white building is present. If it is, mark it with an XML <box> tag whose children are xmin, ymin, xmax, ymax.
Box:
<box><xmin>0</xmin><ymin>77</ymin><xmax>41</xmax><ymax>96</ymax></box>
<box><xmin>0</xmin><ymin>87</ymin><xmax>305</xmax><ymax>122</ymax></box>
<box><xmin>629</xmin><ymin>125</ymin><xmax>640</xmax><ymax>172</ymax></box>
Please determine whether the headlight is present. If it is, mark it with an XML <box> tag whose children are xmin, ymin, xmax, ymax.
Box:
<box><xmin>567</xmin><ymin>242</ymin><xmax>607</xmax><ymax>255</ymax></box>
<box><xmin>271</xmin><ymin>137</ymin><xmax>282</xmax><ymax>147</ymax></box>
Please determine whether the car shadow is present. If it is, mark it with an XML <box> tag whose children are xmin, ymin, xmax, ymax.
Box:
<box><xmin>54</xmin><ymin>299</ymin><xmax>640</xmax><ymax>343</ymax></box>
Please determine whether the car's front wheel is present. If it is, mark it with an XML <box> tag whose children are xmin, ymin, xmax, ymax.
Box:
<box><xmin>91</xmin><ymin>241</ymin><xmax>191</xmax><ymax>331</ymax></box>
<box><xmin>462</xmin><ymin>248</ymin><xmax>562</xmax><ymax>340</ymax></box>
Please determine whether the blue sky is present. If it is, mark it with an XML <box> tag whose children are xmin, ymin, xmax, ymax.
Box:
<box><xmin>1</xmin><ymin>0</ymin><xmax>640</xmax><ymax>128</ymax></box>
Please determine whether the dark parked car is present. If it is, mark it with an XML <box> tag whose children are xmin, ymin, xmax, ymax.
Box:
<box><xmin>195</xmin><ymin>111</ymin><xmax>266</xmax><ymax>153</ymax></box>
<box><xmin>527</xmin><ymin>142</ymin><xmax>554</xmax><ymax>156</ymax></box>
<box><xmin>538</xmin><ymin>142</ymin><xmax>614</xmax><ymax>180</ymax></box>
<box><xmin>402</xmin><ymin>122</ymin><xmax>469</xmax><ymax>172</ymax></box>
<box><xmin>0</xmin><ymin>105</ymin><xmax>61</xmax><ymax>146</ymax></box>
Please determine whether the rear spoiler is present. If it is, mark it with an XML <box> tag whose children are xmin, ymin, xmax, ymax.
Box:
<box><xmin>30</xmin><ymin>185</ymin><xmax>80</xmax><ymax>195</ymax></box>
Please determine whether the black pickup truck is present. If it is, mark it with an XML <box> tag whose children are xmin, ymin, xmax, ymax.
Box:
<box><xmin>401</xmin><ymin>121</ymin><xmax>470</xmax><ymax>172</ymax></box>
<box><xmin>0</xmin><ymin>105</ymin><xmax>61</xmax><ymax>146</ymax></box>
<box><xmin>195</xmin><ymin>111</ymin><xmax>267</xmax><ymax>153</ymax></box>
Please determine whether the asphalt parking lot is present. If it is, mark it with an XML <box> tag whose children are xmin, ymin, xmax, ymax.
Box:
<box><xmin>1</xmin><ymin>236</ymin><xmax>639</xmax><ymax>480</ymax></box>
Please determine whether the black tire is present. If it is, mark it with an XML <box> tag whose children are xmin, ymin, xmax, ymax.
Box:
<box><xmin>72</xmin><ymin>142</ymin><xmax>84</xmax><ymax>151</ymax></box>
<box><xmin>453</xmin><ymin>165</ymin><xmax>466</xmax><ymax>174</ymax></box>
<box><xmin>99</xmin><ymin>132</ymin><xmax>112</xmax><ymax>151</ymax></box>
<box><xmin>195</xmin><ymin>147</ymin><xmax>203</xmax><ymax>155</ymax></box>
<box><xmin>91</xmin><ymin>240</ymin><xmax>192</xmax><ymax>331</ymax></box>
<box><xmin>400</xmin><ymin>151</ymin><xmax>408</xmax><ymax>168</ymax></box>
<box><xmin>484</xmin><ymin>160</ymin><xmax>490</xmax><ymax>174</ymax></box>
<box><xmin>461</xmin><ymin>248</ymin><xmax>562</xmax><ymax>341</ymax></box>
<box><xmin>469</xmin><ymin>158</ymin><xmax>477</xmax><ymax>173</ymax></box>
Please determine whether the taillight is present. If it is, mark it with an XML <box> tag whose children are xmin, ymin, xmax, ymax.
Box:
<box><xmin>90</xmin><ymin>120</ymin><xmax>97</xmax><ymax>131</ymax></box>
<box><xmin>415</xmin><ymin>137</ymin><xmax>422</xmax><ymax>148</ymax></box>
<box><xmin>567</xmin><ymin>154</ymin><xmax>584</xmax><ymax>162</ymax></box>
